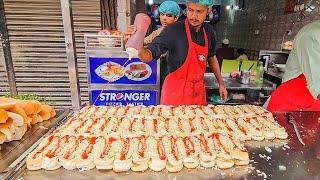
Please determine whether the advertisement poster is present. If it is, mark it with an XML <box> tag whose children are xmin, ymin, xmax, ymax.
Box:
<box><xmin>89</xmin><ymin>57</ymin><xmax>157</xmax><ymax>85</ymax></box>
<box><xmin>90</xmin><ymin>89</ymin><xmax>158</xmax><ymax>106</ymax></box>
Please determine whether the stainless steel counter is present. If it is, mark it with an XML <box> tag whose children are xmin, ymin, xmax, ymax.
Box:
<box><xmin>204</xmin><ymin>73</ymin><xmax>276</xmax><ymax>91</ymax></box>
<box><xmin>2</xmin><ymin>111</ymin><xmax>320</xmax><ymax>180</ymax></box>
<box><xmin>266</xmin><ymin>68</ymin><xmax>285</xmax><ymax>80</ymax></box>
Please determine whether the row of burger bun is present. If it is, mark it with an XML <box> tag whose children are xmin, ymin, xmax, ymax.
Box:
<box><xmin>0</xmin><ymin>97</ymin><xmax>56</xmax><ymax>148</ymax></box>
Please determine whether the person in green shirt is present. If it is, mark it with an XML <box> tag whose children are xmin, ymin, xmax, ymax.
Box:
<box><xmin>267</xmin><ymin>20</ymin><xmax>320</xmax><ymax>111</ymax></box>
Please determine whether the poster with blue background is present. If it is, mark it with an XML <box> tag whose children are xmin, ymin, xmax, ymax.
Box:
<box><xmin>89</xmin><ymin>57</ymin><xmax>157</xmax><ymax>85</ymax></box>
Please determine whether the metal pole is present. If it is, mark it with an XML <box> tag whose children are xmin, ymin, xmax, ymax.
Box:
<box><xmin>0</xmin><ymin>0</ymin><xmax>17</xmax><ymax>96</ymax></box>
<box><xmin>60</xmin><ymin>0</ymin><xmax>81</xmax><ymax>110</ymax></box>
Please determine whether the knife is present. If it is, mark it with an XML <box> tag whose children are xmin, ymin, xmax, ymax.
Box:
<box><xmin>286</xmin><ymin>113</ymin><xmax>305</xmax><ymax>146</ymax></box>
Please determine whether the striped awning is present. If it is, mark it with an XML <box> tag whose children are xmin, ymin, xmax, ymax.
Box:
<box><xmin>2</xmin><ymin>0</ymin><xmax>101</xmax><ymax>109</ymax></box>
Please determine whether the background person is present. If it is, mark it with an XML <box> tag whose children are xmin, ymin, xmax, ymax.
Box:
<box><xmin>216</xmin><ymin>38</ymin><xmax>235</xmax><ymax>68</ymax></box>
<box><xmin>267</xmin><ymin>20</ymin><xmax>320</xmax><ymax>111</ymax></box>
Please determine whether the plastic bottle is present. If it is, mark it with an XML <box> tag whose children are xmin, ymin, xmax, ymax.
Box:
<box><xmin>255</xmin><ymin>61</ymin><xmax>264</xmax><ymax>84</ymax></box>
<box><xmin>125</xmin><ymin>13</ymin><xmax>151</xmax><ymax>60</ymax></box>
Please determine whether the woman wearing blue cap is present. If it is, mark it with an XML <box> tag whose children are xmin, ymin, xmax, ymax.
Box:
<box><xmin>145</xmin><ymin>1</ymin><xmax>181</xmax><ymax>44</ymax></box>
<box><xmin>125</xmin><ymin>1</ymin><xmax>181</xmax><ymax>45</ymax></box>
<box><xmin>125</xmin><ymin>1</ymin><xmax>181</xmax><ymax>90</ymax></box>
<box><xmin>137</xmin><ymin>0</ymin><xmax>227</xmax><ymax>106</ymax></box>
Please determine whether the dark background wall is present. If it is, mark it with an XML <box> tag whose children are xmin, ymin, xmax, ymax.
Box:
<box><xmin>215</xmin><ymin>0</ymin><xmax>320</xmax><ymax>59</ymax></box>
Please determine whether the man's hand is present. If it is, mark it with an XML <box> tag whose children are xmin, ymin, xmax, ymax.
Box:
<box><xmin>123</xmin><ymin>25</ymin><xmax>136</xmax><ymax>43</ymax></box>
<box><xmin>208</xmin><ymin>56</ymin><xmax>228</xmax><ymax>102</ymax></box>
<box><xmin>219</xmin><ymin>84</ymin><xmax>228</xmax><ymax>102</ymax></box>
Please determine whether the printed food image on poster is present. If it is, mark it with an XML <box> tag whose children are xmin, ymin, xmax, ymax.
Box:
<box><xmin>95</xmin><ymin>61</ymin><xmax>125</xmax><ymax>82</ymax></box>
<box><xmin>125</xmin><ymin>62</ymin><xmax>152</xmax><ymax>81</ymax></box>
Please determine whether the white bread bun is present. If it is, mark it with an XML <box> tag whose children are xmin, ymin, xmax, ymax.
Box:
<box><xmin>148</xmin><ymin>158</ymin><xmax>166</xmax><ymax>172</ymax></box>
<box><xmin>26</xmin><ymin>153</ymin><xmax>44</xmax><ymax>171</ymax></box>
<box><xmin>59</xmin><ymin>158</ymin><xmax>77</xmax><ymax>170</ymax></box>
<box><xmin>12</xmin><ymin>124</ymin><xmax>27</xmax><ymax>141</ymax></box>
<box><xmin>27</xmin><ymin>162</ymin><xmax>43</xmax><ymax>171</ymax></box>
<box><xmin>251</xmin><ymin>135</ymin><xmax>264</xmax><ymax>141</ymax></box>
<box><xmin>228</xmin><ymin>149</ymin><xmax>249</xmax><ymax>161</ymax></box>
<box><xmin>0</xmin><ymin>97</ymin><xmax>16</xmax><ymax>110</ymax></box>
<box><xmin>275</xmin><ymin>130</ymin><xmax>289</xmax><ymax>139</ymax></box>
<box><xmin>25</xmin><ymin>117</ymin><xmax>32</xmax><ymax>128</ymax></box>
<box><xmin>0</xmin><ymin>109</ymin><xmax>8</xmax><ymax>123</ymax></box>
<box><xmin>165</xmin><ymin>161</ymin><xmax>183</xmax><ymax>173</ymax></box>
<box><xmin>7</xmin><ymin>112</ymin><xmax>24</xmax><ymax>126</ymax></box>
<box><xmin>234</xmin><ymin>159</ymin><xmax>250</xmax><ymax>166</ymax></box>
<box><xmin>132</xmin><ymin>155</ymin><xmax>149</xmax><ymax>165</ymax></box>
<box><xmin>9</xmin><ymin>106</ymin><xmax>28</xmax><ymax>124</ymax></box>
<box><xmin>0</xmin><ymin>132</ymin><xmax>5</xmax><ymax>144</ymax></box>
<box><xmin>39</xmin><ymin>105</ymin><xmax>52</xmax><ymax>121</ymax></box>
<box><xmin>182</xmin><ymin>156</ymin><xmax>197</xmax><ymax>163</ymax></box>
<box><xmin>167</xmin><ymin>156</ymin><xmax>182</xmax><ymax>167</ymax></box>
<box><xmin>26</xmin><ymin>135</ymin><xmax>55</xmax><ymax>170</ymax></box>
<box><xmin>183</xmin><ymin>158</ymin><xmax>199</xmax><ymax>169</ymax></box>
<box><xmin>217</xmin><ymin>151</ymin><xmax>233</xmax><ymax>160</ymax></box>
<box><xmin>93</xmin><ymin>137</ymin><xmax>114</xmax><ymax>170</ymax></box>
<box><xmin>15</xmin><ymin>100</ymin><xmax>35</xmax><ymax>115</ymax></box>
<box><xmin>41</xmin><ymin>157</ymin><xmax>61</xmax><ymax>171</ymax></box>
<box><xmin>31</xmin><ymin>114</ymin><xmax>43</xmax><ymax>125</ymax></box>
<box><xmin>263</xmin><ymin>130</ymin><xmax>275</xmax><ymax>140</ymax></box>
<box><xmin>199</xmin><ymin>152</ymin><xmax>216</xmax><ymax>162</ymax></box>
<box><xmin>94</xmin><ymin>158</ymin><xmax>114</xmax><ymax>170</ymax></box>
<box><xmin>113</xmin><ymin>159</ymin><xmax>132</xmax><ymax>172</ymax></box>
<box><xmin>30</xmin><ymin>100</ymin><xmax>42</xmax><ymax>114</ymax></box>
<box><xmin>131</xmin><ymin>162</ymin><xmax>149</xmax><ymax>172</ymax></box>
<box><xmin>78</xmin><ymin>106</ymin><xmax>90</xmax><ymax>115</ymax></box>
<box><xmin>216</xmin><ymin>158</ymin><xmax>234</xmax><ymax>169</ymax></box>
<box><xmin>200</xmin><ymin>160</ymin><xmax>216</xmax><ymax>168</ymax></box>
<box><xmin>27</xmin><ymin>142</ymin><xmax>61</xmax><ymax>170</ymax></box>
<box><xmin>76</xmin><ymin>159</ymin><xmax>95</xmax><ymax>171</ymax></box>
<box><xmin>0</xmin><ymin>118</ymin><xmax>14</xmax><ymax>142</ymax></box>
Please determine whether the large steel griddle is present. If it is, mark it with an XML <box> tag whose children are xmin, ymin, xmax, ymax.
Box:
<box><xmin>1</xmin><ymin>111</ymin><xmax>320</xmax><ymax>180</ymax></box>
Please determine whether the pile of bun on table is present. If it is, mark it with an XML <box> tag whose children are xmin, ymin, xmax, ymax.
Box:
<box><xmin>0</xmin><ymin>97</ymin><xmax>56</xmax><ymax>149</ymax></box>
<box><xmin>25</xmin><ymin>105</ymin><xmax>288</xmax><ymax>173</ymax></box>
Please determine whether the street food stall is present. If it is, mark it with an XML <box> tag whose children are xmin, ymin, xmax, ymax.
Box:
<box><xmin>1</xmin><ymin>0</ymin><xmax>320</xmax><ymax>180</ymax></box>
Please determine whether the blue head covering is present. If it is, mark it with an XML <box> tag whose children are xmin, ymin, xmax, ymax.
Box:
<box><xmin>186</xmin><ymin>0</ymin><xmax>214</xmax><ymax>7</ymax></box>
<box><xmin>158</xmin><ymin>1</ymin><xmax>181</xmax><ymax>17</ymax></box>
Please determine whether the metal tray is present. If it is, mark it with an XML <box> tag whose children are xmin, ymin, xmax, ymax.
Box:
<box><xmin>3</xmin><ymin>112</ymin><xmax>320</xmax><ymax>180</ymax></box>
<box><xmin>0</xmin><ymin>108</ymin><xmax>71</xmax><ymax>175</ymax></box>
